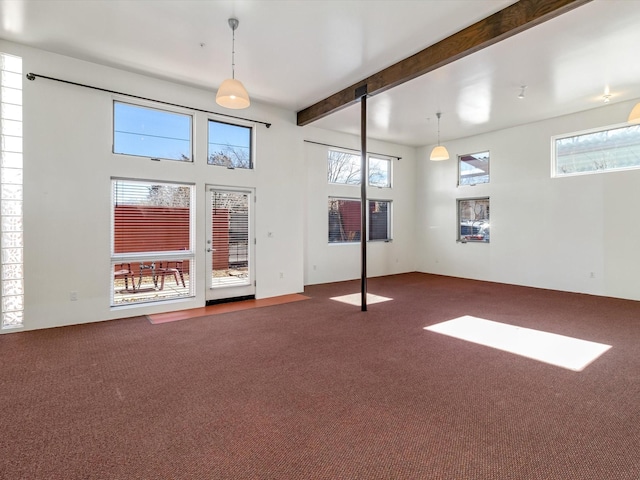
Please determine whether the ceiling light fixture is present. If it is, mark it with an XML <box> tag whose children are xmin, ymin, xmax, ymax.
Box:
<box><xmin>216</xmin><ymin>17</ymin><xmax>250</xmax><ymax>109</ymax></box>
<box><xmin>628</xmin><ymin>102</ymin><xmax>640</xmax><ymax>124</ymax></box>
<box><xmin>602</xmin><ymin>94</ymin><xmax>611</xmax><ymax>104</ymax></box>
<box><xmin>430</xmin><ymin>112</ymin><xmax>450</xmax><ymax>161</ymax></box>
<box><xmin>518</xmin><ymin>85</ymin><xmax>527</xmax><ymax>99</ymax></box>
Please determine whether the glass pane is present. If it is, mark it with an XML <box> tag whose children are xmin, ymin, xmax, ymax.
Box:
<box><xmin>1</xmin><ymin>119</ymin><xmax>21</xmax><ymax>137</ymax></box>
<box><xmin>112</xmin><ymin>258</ymin><xmax>192</xmax><ymax>306</ymax></box>
<box><xmin>1</xmin><ymin>184</ymin><xmax>22</xmax><ymax>200</ymax></box>
<box><xmin>369</xmin><ymin>200</ymin><xmax>390</xmax><ymax>240</ymax></box>
<box><xmin>369</xmin><ymin>157</ymin><xmax>391</xmax><ymax>187</ymax></box>
<box><xmin>555</xmin><ymin>124</ymin><xmax>640</xmax><ymax>176</ymax></box>
<box><xmin>2</xmin><ymin>263</ymin><xmax>23</xmax><ymax>280</ymax></box>
<box><xmin>328</xmin><ymin>150</ymin><xmax>361</xmax><ymax>185</ymax></box>
<box><xmin>0</xmin><ymin>54</ymin><xmax>21</xmax><ymax>75</ymax></box>
<box><xmin>1</xmin><ymin>200</ymin><xmax>21</xmax><ymax>216</ymax></box>
<box><xmin>210</xmin><ymin>191</ymin><xmax>250</xmax><ymax>287</ymax></box>
<box><xmin>1</xmin><ymin>231</ymin><xmax>22</xmax><ymax>248</ymax></box>
<box><xmin>328</xmin><ymin>198</ymin><xmax>361</xmax><ymax>242</ymax></box>
<box><xmin>1</xmin><ymin>215</ymin><xmax>22</xmax><ymax>232</ymax></box>
<box><xmin>1</xmin><ymin>86</ymin><xmax>22</xmax><ymax>105</ymax></box>
<box><xmin>2</xmin><ymin>294</ymin><xmax>23</xmax><ymax>312</ymax></box>
<box><xmin>1</xmin><ymin>247</ymin><xmax>23</xmax><ymax>264</ymax></box>
<box><xmin>458</xmin><ymin>198</ymin><xmax>490</xmax><ymax>243</ymax></box>
<box><xmin>2</xmin><ymin>310</ymin><xmax>23</xmax><ymax>328</ymax></box>
<box><xmin>113</xmin><ymin>102</ymin><xmax>192</xmax><ymax>161</ymax></box>
<box><xmin>1</xmin><ymin>151</ymin><xmax>22</xmax><ymax>168</ymax></box>
<box><xmin>2</xmin><ymin>279</ymin><xmax>22</xmax><ymax>296</ymax></box>
<box><xmin>1</xmin><ymin>167</ymin><xmax>23</xmax><ymax>184</ymax></box>
<box><xmin>208</xmin><ymin>121</ymin><xmax>252</xmax><ymax>168</ymax></box>
<box><xmin>459</xmin><ymin>151</ymin><xmax>490</xmax><ymax>185</ymax></box>
<box><xmin>1</xmin><ymin>103</ymin><xmax>21</xmax><ymax>122</ymax></box>
<box><xmin>113</xmin><ymin>180</ymin><xmax>191</xmax><ymax>254</ymax></box>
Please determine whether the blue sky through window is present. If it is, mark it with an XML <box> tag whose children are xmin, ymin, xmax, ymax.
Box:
<box><xmin>114</xmin><ymin>102</ymin><xmax>191</xmax><ymax>161</ymax></box>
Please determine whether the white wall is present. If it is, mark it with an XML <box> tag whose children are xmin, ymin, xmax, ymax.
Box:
<box><xmin>416</xmin><ymin>99</ymin><xmax>640</xmax><ymax>301</ymax></box>
<box><xmin>301</xmin><ymin>127</ymin><xmax>418</xmax><ymax>285</ymax></box>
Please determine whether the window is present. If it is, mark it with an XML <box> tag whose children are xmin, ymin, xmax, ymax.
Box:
<box><xmin>327</xmin><ymin>150</ymin><xmax>393</xmax><ymax>187</ymax></box>
<box><xmin>369</xmin><ymin>200</ymin><xmax>391</xmax><ymax>241</ymax></box>
<box><xmin>458</xmin><ymin>197</ymin><xmax>490</xmax><ymax>243</ymax></box>
<box><xmin>113</xmin><ymin>101</ymin><xmax>192</xmax><ymax>161</ymax></box>
<box><xmin>1</xmin><ymin>53</ymin><xmax>23</xmax><ymax>329</ymax></box>
<box><xmin>459</xmin><ymin>151</ymin><xmax>489</xmax><ymax>186</ymax></box>
<box><xmin>328</xmin><ymin>150</ymin><xmax>361</xmax><ymax>185</ymax></box>
<box><xmin>208</xmin><ymin>120</ymin><xmax>252</xmax><ymax>169</ymax></box>
<box><xmin>553</xmin><ymin>123</ymin><xmax>640</xmax><ymax>177</ymax></box>
<box><xmin>328</xmin><ymin>198</ymin><xmax>391</xmax><ymax>243</ymax></box>
<box><xmin>369</xmin><ymin>156</ymin><xmax>391</xmax><ymax>187</ymax></box>
<box><xmin>111</xmin><ymin>179</ymin><xmax>195</xmax><ymax>306</ymax></box>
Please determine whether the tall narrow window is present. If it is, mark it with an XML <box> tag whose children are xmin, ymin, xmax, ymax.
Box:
<box><xmin>208</xmin><ymin>120</ymin><xmax>253</xmax><ymax>169</ymax></box>
<box><xmin>369</xmin><ymin>200</ymin><xmax>391</xmax><ymax>241</ymax></box>
<box><xmin>111</xmin><ymin>179</ymin><xmax>195</xmax><ymax>306</ymax></box>
<box><xmin>113</xmin><ymin>101</ymin><xmax>192</xmax><ymax>161</ymax></box>
<box><xmin>1</xmin><ymin>53</ymin><xmax>23</xmax><ymax>329</ymax></box>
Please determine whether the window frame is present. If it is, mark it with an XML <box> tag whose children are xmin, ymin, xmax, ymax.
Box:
<box><xmin>368</xmin><ymin>155</ymin><xmax>392</xmax><ymax>188</ymax></box>
<box><xmin>327</xmin><ymin>149</ymin><xmax>393</xmax><ymax>188</ymax></box>
<box><xmin>110</xmin><ymin>178</ymin><xmax>196</xmax><ymax>307</ymax></box>
<box><xmin>207</xmin><ymin>117</ymin><xmax>255</xmax><ymax>169</ymax></box>
<box><xmin>457</xmin><ymin>197</ymin><xmax>490</xmax><ymax>243</ymax></box>
<box><xmin>458</xmin><ymin>150</ymin><xmax>490</xmax><ymax>186</ymax></box>
<box><xmin>327</xmin><ymin>197</ymin><xmax>392</xmax><ymax>244</ymax></box>
<box><xmin>552</xmin><ymin>122</ymin><xmax>640</xmax><ymax>177</ymax></box>
<box><xmin>112</xmin><ymin>100</ymin><xmax>193</xmax><ymax>162</ymax></box>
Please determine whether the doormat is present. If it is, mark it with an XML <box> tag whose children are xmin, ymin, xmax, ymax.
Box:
<box><xmin>147</xmin><ymin>293</ymin><xmax>309</xmax><ymax>324</ymax></box>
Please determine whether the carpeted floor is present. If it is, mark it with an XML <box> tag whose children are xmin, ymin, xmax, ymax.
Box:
<box><xmin>1</xmin><ymin>273</ymin><xmax>639</xmax><ymax>479</ymax></box>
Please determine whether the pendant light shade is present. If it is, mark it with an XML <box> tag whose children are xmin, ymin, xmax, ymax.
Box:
<box><xmin>430</xmin><ymin>112</ymin><xmax>450</xmax><ymax>161</ymax></box>
<box><xmin>216</xmin><ymin>78</ymin><xmax>250</xmax><ymax>109</ymax></box>
<box><xmin>628</xmin><ymin>102</ymin><xmax>640</xmax><ymax>124</ymax></box>
<box><xmin>216</xmin><ymin>17</ymin><xmax>250</xmax><ymax>110</ymax></box>
<box><xmin>430</xmin><ymin>145</ymin><xmax>450</xmax><ymax>161</ymax></box>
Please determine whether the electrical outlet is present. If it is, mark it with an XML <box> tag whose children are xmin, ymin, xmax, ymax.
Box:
<box><xmin>70</xmin><ymin>291</ymin><xmax>78</xmax><ymax>301</ymax></box>
<box><xmin>279</xmin><ymin>272</ymin><xmax>284</xmax><ymax>279</ymax></box>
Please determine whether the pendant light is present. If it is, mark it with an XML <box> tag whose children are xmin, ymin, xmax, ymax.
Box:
<box><xmin>430</xmin><ymin>112</ymin><xmax>450</xmax><ymax>161</ymax></box>
<box><xmin>628</xmin><ymin>102</ymin><xmax>640</xmax><ymax>124</ymax></box>
<box><xmin>216</xmin><ymin>17</ymin><xmax>250</xmax><ymax>109</ymax></box>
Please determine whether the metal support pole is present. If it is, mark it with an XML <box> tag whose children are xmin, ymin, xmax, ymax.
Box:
<box><xmin>357</xmin><ymin>86</ymin><xmax>368</xmax><ymax>312</ymax></box>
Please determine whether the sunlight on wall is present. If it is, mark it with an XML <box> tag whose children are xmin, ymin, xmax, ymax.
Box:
<box><xmin>425</xmin><ymin>315</ymin><xmax>611</xmax><ymax>371</ymax></box>
<box><xmin>0</xmin><ymin>53</ymin><xmax>23</xmax><ymax>329</ymax></box>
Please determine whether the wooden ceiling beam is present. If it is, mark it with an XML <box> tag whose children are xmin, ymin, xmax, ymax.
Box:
<box><xmin>296</xmin><ymin>0</ymin><xmax>592</xmax><ymax>126</ymax></box>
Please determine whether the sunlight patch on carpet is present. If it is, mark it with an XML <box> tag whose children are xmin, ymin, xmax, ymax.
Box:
<box><xmin>424</xmin><ymin>315</ymin><xmax>611</xmax><ymax>372</ymax></box>
<box><xmin>330</xmin><ymin>293</ymin><xmax>393</xmax><ymax>306</ymax></box>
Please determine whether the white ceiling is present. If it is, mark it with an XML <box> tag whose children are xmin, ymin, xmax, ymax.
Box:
<box><xmin>2</xmin><ymin>0</ymin><xmax>640</xmax><ymax>147</ymax></box>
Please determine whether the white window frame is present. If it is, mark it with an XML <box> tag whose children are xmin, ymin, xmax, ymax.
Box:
<box><xmin>113</xmin><ymin>100</ymin><xmax>193</xmax><ymax>162</ymax></box>
<box><xmin>327</xmin><ymin>149</ymin><xmax>393</xmax><ymax>188</ymax></box>
<box><xmin>552</xmin><ymin>122</ymin><xmax>640</xmax><ymax>177</ymax></box>
<box><xmin>458</xmin><ymin>150</ymin><xmax>490</xmax><ymax>186</ymax></box>
<box><xmin>207</xmin><ymin>117</ymin><xmax>255</xmax><ymax>169</ymax></box>
<box><xmin>457</xmin><ymin>197</ymin><xmax>490</xmax><ymax>243</ymax></box>
<box><xmin>328</xmin><ymin>197</ymin><xmax>392</xmax><ymax>244</ymax></box>
<box><xmin>110</xmin><ymin>178</ymin><xmax>196</xmax><ymax>307</ymax></box>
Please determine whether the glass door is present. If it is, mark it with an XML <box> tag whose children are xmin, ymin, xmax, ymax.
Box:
<box><xmin>205</xmin><ymin>186</ymin><xmax>255</xmax><ymax>301</ymax></box>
